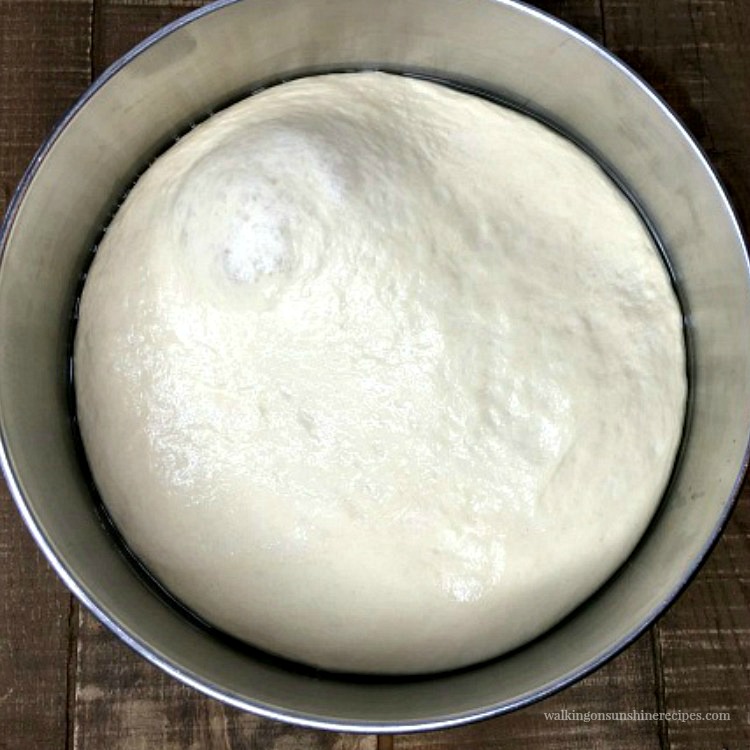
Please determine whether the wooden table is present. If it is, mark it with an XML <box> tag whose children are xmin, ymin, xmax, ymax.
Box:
<box><xmin>1</xmin><ymin>1</ymin><xmax>748</xmax><ymax>748</ymax></box>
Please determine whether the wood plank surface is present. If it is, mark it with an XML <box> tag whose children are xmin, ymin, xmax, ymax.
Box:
<box><xmin>0</xmin><ymin>484</ymin><xmax>71</xmax><ymax>750</ymax></box>
<box><xmin>0</xmin><ymin>2</ymin><xmax>92</xmax><ymax>749</ymax></box>
<box><xmin>93</xmin><ymin>0</ymin><xmax>205</xmax><ymax>75</ymax></box>
<box><xmin>0</xmin><ymin>1</ymin><xmax>748</xmax><ymax>748</ymax></box>
<box><xmin>394</xmin><ymin>636</ymin><xmax>663</xmax><ymax>750</ymax></box>
<box><xmin>656</xmin><ymin>497</ymin><xmax>750</xmax><ymax>750</ymax></box>
<box><xmin>73</xmin><ymin>610</ymin><xmax>376</xmax><ymax>750</ymax></box>
<box><xmin>534</xmin><ymin>0</ymin><xmax>604</xmax><ymax>42</ymax></box>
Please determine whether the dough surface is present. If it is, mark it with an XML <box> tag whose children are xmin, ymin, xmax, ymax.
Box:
<box><xmin>75</xmin><ymin>72</ymin><xmax>686</xmax><ymax>674</ymax></box>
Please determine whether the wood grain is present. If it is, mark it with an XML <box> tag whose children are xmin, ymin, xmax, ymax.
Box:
<box><xmin>93</xmin><ymin>0</ymin><xmax>208</xmax><ymax>74</ymax></box>
<box><xmin>0</xmin><ymin>2</ymin><xmax>91</xmax><ymax>748</ymax></box>
<box><xmin>533</xmin><ymin>0</ymin><xmax>604</xmax><ymax>42</ymax></box>
<box><xmin>655</xmin><ymin>488</ymin><xmax>750</xmax><ymax>749</ymax></box>
<box><xmin>0</xmin><ymin>0</ymin><xmax>93</xmax><ymax>216</ymax></box>
<box><xmin>0</xmin><ymin>484</ymin><xmax>71</xmax><ymax>750</ymax></box>
<box><xmin>73</xmin><ymin>611</ymin><xmax>376</xmax><ymax>750</ymax></box>
<box><xmin>394</xmin><ymin>636</ymin><xmax>662</xmax><ymax>749</ymax></box>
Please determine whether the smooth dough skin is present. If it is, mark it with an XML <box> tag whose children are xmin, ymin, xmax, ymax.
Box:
<box><xmin>75</xmin><ymin>72</ymin><xmax>687</xmax><ymax>674</ymax></box>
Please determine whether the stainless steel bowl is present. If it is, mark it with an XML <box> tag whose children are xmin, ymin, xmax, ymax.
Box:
<box><xmin>1</xmin><ymin>0</ymin><xmax>748</xmax><ymax>733</ymax></box>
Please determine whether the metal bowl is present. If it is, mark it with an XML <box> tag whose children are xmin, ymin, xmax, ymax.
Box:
<box><xmin>1</xmin><ymin>0</ymin><xmax>748</xmax><ymax>733</ymax></box>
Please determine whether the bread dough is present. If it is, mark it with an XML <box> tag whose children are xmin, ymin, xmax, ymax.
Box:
<box><xmin>74</xmin><ymin>72</ymin><xmax>686</xmax><ymax>674</ymax></box>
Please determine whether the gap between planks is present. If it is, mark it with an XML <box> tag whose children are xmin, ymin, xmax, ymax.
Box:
<box><xmin>65</xmin><ymin>596</ymin><xmax>81</xmax><ymax>750</ymax></box>
<box><xmin>67</xmin><ymin>2</ymin><xmax>94</xmax><ymax>746</ymax></box>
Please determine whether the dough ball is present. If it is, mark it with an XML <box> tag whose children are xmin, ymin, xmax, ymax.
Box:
<box><xmin>75</xmin><ymin>72</ymin><xmax>686</xmax><ymax>674</ymax></box>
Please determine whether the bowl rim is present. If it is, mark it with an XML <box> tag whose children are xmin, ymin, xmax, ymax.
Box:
<box><xmin>1</xmin><ymin>0</ymin><xmax>749</xmax><ymax>734</ymax></box>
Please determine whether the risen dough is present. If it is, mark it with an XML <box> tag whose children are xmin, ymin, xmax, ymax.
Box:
<box><xmin>75</xmin><ymin>72</ymin><xmax>686</xmax><ymax>674</ymax></box>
